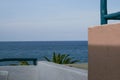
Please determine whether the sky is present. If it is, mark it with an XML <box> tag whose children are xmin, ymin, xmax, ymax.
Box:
<box><xmin>0</xmin><ymin>0</ymin><xmax>120</xmax><ymax>41</ymax></box>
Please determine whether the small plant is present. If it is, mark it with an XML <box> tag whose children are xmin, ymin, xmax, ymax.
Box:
<box><xmin>10</xmin><ymin>61</ymin><xmax>29</xmax><ymax>66</ymax></box>
<box><xmin>44</xmin><ymin>52</ymin><xmax>80</xmax><ymax>64</ymax></box>
<box><xmin>19</xmin><ymin>61</ymin><xmax>29</xmax><ymax>65</ymax></box>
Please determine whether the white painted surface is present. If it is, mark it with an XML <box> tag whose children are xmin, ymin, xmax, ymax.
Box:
<box><xmin>0</xmin><ymin>66</ymin><xmax>38</xmax><ymax>80</ymax></box>
<box><xmin>0</xmin><ymin>71</ymin><xmax>8</xmax><ymax>80</ymax></box>
<box><xmin>38</xmin><ymin>61</ymin><xmax>88</xmax><ymax>80</ymax></box>
<box><xmin>0</xmin><ymin>61</ymin><xmax>88</xmax><ymax>80</ymax></box>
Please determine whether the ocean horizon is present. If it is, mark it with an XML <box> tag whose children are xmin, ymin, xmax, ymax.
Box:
<box><xmin>0</xmin><ymin>41</ymin><xmax>88</xmax><ymax>65</ymax></box>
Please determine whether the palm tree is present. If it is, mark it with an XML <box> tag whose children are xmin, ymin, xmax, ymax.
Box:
<box><xmin>44</xmin><ymin>52</ymin><xmax>80</xmax><ymax>64</ymax></box>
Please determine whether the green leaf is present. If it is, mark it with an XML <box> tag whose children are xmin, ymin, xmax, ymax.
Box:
<box><xmin>44</xmin><ymin>56</ymin><xmax>51</xmax><ymax>62</ymax></box>
<box><xmin>44</xmin><ymin>52</ymin><xmax>80</xmax><ymax>64</ymax></box>
<box><xmin>70</xmin><ymin>60</ymin><xmax>80</xmax><ymax>64</ymax></box>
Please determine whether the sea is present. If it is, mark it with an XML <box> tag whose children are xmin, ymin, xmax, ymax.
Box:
<box><xmin>0</xmin><ymin>41</ymin><xmax>88</xmax><ymax>65</ymax></box>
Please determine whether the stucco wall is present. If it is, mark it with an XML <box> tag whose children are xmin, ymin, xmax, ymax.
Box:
<box><xmin>88</xmin><ymin>23</ymin><xmax>120</xmax><ymax>80</ymax></box>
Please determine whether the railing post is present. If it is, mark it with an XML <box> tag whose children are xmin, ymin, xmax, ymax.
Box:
<box><xmin>33</xmin><ymin>59</ymin><xmax>37</xmax><ymax>65</ymax></box>
<box><xmin>101</xmin><ymin>0</ymin><xmax>108</xmax><ymax>25</ymax></box>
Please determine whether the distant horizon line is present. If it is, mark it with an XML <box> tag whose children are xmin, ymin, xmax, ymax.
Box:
<box><xmin>0</xmin><ymin>40</ymin><xmax>88</xmax><ymax>42</ymax></box>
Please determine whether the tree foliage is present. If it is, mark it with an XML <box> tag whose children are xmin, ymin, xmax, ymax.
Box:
<box><xmin>44</xmin><ymin>52</ymin><xmax>80</xmax><ymax>64</ymax></box>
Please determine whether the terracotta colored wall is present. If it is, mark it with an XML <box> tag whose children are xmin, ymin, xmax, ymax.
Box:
<box><xmin>88</xmin><ymin>23</ymin><xmax>120</xmax><ymax>80</ymax></box>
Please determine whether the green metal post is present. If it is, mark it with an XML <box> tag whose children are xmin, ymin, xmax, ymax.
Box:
<box><xmin>101</xmin><ymin>0</ymin><xmax>108</xmax><ymax>24</ymax></box>
<box><xmin>33</xmin><ymin>59</ymin><xmax>37</xmax><ymax>65</ymax></box>
<box><xmin>104</xmin><ymin>12</ymin><xmax>120</xmax><ymax>20</ymax></box>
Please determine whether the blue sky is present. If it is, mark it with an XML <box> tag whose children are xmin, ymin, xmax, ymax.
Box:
<box><xmin>0</xmin><ymin>0</ymin><xmax>120</xmax><ymax>41</ymax></box>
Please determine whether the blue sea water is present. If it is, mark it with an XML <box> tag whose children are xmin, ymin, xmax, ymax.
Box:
<box><xmin>0</xmin><ymin>41</ymin><xmax>88</xmax><ymax>65</ymax></box>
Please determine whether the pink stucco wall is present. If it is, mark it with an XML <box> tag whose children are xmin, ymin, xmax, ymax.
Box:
<box><xmin>88</xmin><ymin>23</ymin><xmax>120</xmax><ymax>80</ymax></box>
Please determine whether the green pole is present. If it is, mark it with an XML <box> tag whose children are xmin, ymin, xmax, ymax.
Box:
<box><xmin>101</xmin><ymin>0</ymin><xmax>107</xmax><ymax>25</ymax></box>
